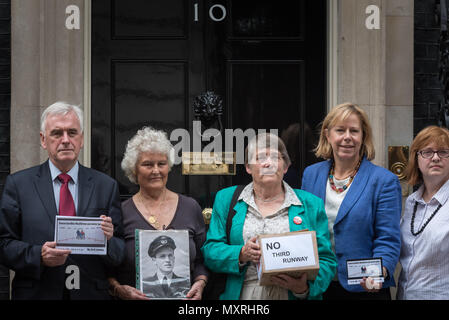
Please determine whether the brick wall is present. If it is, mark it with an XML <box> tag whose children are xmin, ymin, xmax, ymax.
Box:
<box><xmin>415</xmin><ymin>0</ymin><xmax>444</xmax><ymax>135</ymax></box>
<box><xmin>0</xmin><ymin>0</ymin><xmax>10</xmax><ymax>300</ymax></box>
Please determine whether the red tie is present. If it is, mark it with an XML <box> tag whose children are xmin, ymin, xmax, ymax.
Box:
<box><xmin>58</xmin><ymin>173</ymin><xmax>76</xmax><ymax>216</ymax></box>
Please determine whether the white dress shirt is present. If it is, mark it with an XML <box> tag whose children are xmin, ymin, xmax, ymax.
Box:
<box><xmin>397</xmin><ymin>178</ymin><xmax>449</xmax><ymax>300</ymax></box>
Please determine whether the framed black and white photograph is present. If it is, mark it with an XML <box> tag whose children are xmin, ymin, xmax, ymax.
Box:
<box><xmin>135</xmin><ymin>229</ymin><xmax>190</xmax><ymax>299</ymax></box>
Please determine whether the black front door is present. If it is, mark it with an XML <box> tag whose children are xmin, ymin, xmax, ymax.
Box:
<box><xmin>92</xmin><ymin>0</ymin><xmax>326</xmax><ymax>208</ymax></box>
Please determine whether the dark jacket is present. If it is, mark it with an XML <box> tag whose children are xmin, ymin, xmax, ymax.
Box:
<box><xmin>0</xmin><ymin>160</ymin><xmax>125</xmax><ymax>300</ymax></box>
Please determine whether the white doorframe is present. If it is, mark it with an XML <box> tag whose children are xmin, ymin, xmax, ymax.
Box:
<box><xmin>327</xmin><ymin>0</ymin><xmax>338</xmax><ymax>112</ymax></box>
<box><xmin>83</xmin><ymin>0</ymin><xmax>92</xmax><ymax>167</ymax></box>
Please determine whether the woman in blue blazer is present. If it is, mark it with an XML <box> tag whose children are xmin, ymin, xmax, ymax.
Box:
<box><xmin>301</xmin><ymin>103</ymin><xmax>402</xmax><ymax>300</ymax></box>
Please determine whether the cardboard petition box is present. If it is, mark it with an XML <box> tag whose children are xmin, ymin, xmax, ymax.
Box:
<box><xmin>257</xmin><ymin>230</ymin><xmax>320</xmax><ymax>286</ymax></box>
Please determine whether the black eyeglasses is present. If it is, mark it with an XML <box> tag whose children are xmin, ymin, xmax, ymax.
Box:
<box><xmin>417</xmin><ymin>149</ymin><xmax>449</xmax><ymax>159</ymax></box>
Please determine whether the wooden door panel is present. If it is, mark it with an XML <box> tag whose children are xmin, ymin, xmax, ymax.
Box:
<box><xmin>92</xmin><ymin>0</ymin><xmax>194</xmax><ymax>201</ymax></box>
<box><xmin>113</xmin><ymin>61</ymin><xmax>188</xmax><ymax>196</ymax></box>
<box><xmin>228</xmin><ymin>0</ymin><xmax>304</xmax><ymax>39</ymax></box>
<box><xmin>92</xmin><ymin>0</ymin><xmax>326</xmax><ymax>201</ymax></box>
<box><xmin>113</xmin><ymin>0</ymin><xmax>187</xmax><ymax>39</ymax></box>
<box><xmin>228</xmin><ymin>60</ymin><xmax>305</xmax><ymax>188</ymax></box>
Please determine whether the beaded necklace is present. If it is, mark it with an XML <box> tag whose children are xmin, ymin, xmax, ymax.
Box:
<box><xmin>328</xmin><ymin>159</ymin><xmax>362</xmax><ymax>193</ymax></box>
<box><xmin>410</xmin><ymin>201</ymin><xmax>442</xmax><ymax>236</ymax></box>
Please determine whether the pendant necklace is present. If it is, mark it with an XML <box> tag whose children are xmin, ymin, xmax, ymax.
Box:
<box><xmin>139</xmin><ymin>189</ymin><xmax>166</xmax><ymax>228</ymax></box>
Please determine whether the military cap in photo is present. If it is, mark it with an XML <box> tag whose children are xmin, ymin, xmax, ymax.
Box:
<box><xmin>148</xmin><ymin>235</ymin><xmax>176</xmax><ymax>257</ymax></box>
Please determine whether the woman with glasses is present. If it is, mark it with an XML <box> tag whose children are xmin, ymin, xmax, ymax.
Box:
<box><xmin>397</xmin><ymin>126</ymin><xmax>449</xmax><ymax>300</ymax></box>
<box><xmin>202</xmin><ymin>133</ymin><xmax>337</xmax><ymax>300</ymax></box>
<box><xmin>301</xmin><ymin>103</ymin><xmax>402</xmax><ymax>300</ymax></box>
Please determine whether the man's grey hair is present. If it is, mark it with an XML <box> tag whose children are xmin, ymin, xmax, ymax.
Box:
<box><xmin>40</xmin><ymin>101</ymin><xmax>84</xmax><ymax>133</ymax></box>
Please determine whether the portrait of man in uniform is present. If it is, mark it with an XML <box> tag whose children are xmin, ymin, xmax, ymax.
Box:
<box><xmin>139</xmin><ymin>233</ymin><xmax>190</xmax><ymax>299</ymax></box>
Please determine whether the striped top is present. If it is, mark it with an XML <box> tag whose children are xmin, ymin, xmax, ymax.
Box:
<box><xmin>397</xmin><ymin>178</ymin><xmax>449</xmax><ymax>300</ymax></box>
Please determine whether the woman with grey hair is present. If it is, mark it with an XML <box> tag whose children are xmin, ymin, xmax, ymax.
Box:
<box><xmin>108</xmin><ymin>126</ymin><xmax>208</xmax><ymax>300</ymax></box>
<box><xmin>202</xmin><ymin>133</ymin><xmax>336</xmax><ymax>300</ymax></box>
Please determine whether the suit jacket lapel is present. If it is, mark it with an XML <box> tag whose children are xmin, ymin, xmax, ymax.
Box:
<box><xmin>34</xmin><ymin>160</ymin><xmax>58</xmax><ymax>226</ymax></box>
<box><xmin>77</xmin><ymin>164</ymin><xmax>94</xmax><ymax>217</ymax></box>
<box><xmin>334</xmin><ymin>158</ymin><xmax>371</xmax><ymax>225</ymax></box>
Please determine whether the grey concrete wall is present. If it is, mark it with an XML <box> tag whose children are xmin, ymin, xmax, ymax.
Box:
<box><xmin>337</xmin><ymin>0</ymin><xmax>413</xmax><ymax>169</ymax></box>
<box><xmin>11</xmin><ymin>0</ymin><xmax>85</xmax><ymax>173</ymax></box>
<box><xmin>337</xmin><ymin>0</ymin><xmax>414</xmax><ymax>300</ymax></box>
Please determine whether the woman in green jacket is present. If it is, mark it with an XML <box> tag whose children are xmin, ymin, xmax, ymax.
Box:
<box><xmin>202</xmin><ymin>133</ymin><xmax>336</xmax><ymax>300</ymax></box>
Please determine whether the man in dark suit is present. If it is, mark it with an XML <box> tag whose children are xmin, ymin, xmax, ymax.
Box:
<box><xmin>0</xmin><ymin>101</ymin><xmax>125</xmax><ymax>300</ymax></box>
<box><xmin>142</xmin><ymin>235</ymin><xmax>190</xmax><ymax>299</ymax></box>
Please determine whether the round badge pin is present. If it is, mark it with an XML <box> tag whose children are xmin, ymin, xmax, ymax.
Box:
<box><xmin>293</xmin><ymin>216</ymin><xmax>302</xmax><ymax>225</ymax></box>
